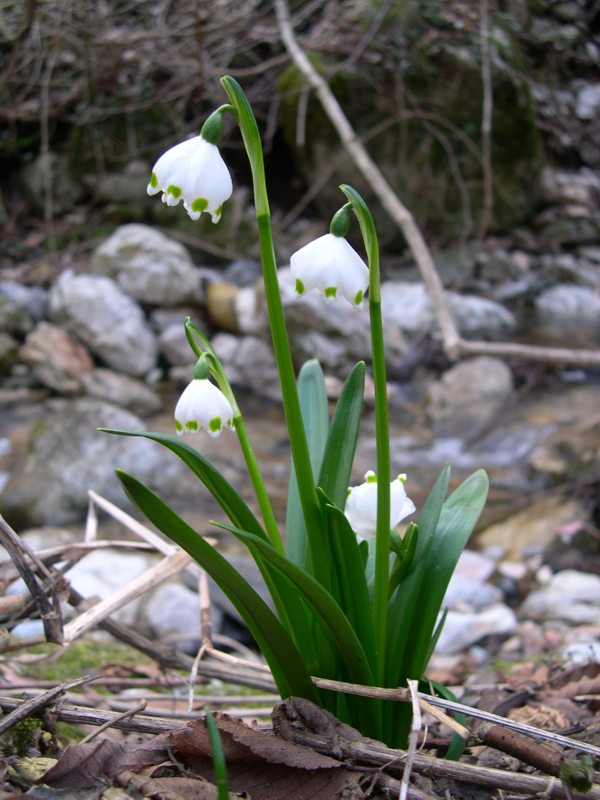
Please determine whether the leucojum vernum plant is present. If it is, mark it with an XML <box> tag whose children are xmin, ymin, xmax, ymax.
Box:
<box><xmin>105</xmin><ymin>76</ymin><xmax>489</xmax><ymax>749</ymax></box>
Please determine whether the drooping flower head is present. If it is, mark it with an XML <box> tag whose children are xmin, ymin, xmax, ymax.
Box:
<box><xmin>175</xmin><ymin>356</ymin><xmax>234</xmax><ymax>437</ymax></box>
<box><xmin>290</xmin><ymin>206</ymin><xmax>369</xmax><ymax>308</ymax></box>
<box><xmin>344</xmin><ymin>470</ymin><xmax>416</xmax><ymax>540</ymax></box>
<box><xmin>147</xmin><ymin>108</ymin><xmax>233</xmax><ymax>223</ymax></box>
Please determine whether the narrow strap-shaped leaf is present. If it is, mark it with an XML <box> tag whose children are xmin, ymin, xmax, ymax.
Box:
<box><xmin>318</xmin><ymin>362</ymin><xmax>365</xmax><ymax>511</ymax></box>
<box><xmin>286</xmin><ymin>360</ymin><xmax>329</xmax><ymax>569</ymax></box>
<box><xmin>242</xmin><ymin>536</ymin><xmax>333</xmax><ymax>683</ymax></box>
<box><xmin>101</xmin><ymin>430</ymin><xmax>268</xmax><ymax>542</ymax></box>
<box><xmin>321</xmin><ymin>496</ymin><xmax>377</xmax><ymax>672</ymax></box>
<box><xmin>216</xmin><ymin>521</ymin><xmax>375</xmax><ymax>688</ymax></box>
<box><xmin>116</xmin><ymin>470</ymin><xmax>318</xmax><ymax>703</ymax></box>
<box><xmin>386</xmin><ymin>465</ymin><xmax>451</xmax><ymax>681</ymax></box>
<box><xmin>402</xmin><ymin>469</ymin><xmax>489</xmax><ymax>679</ymax></box>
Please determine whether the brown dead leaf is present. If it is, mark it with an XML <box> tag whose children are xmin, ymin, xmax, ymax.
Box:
<box><xmin>508</xmin><ymin>702</ymin><xmax>572</xmax><ymax>730</ymax></box>
<box><xmin>170</xmin><ymin>715</ymin><xmax>366</xmax><ymax>799</ymax></box>
<box><xmin>41</xmin><ymin>732</ymin><xmax>172</xmax><ymax>789</ymax></box>
<box><xmin>116</xmin><ymin>766</ymin><xmax>244</xmax><ymax>799</ymax></box>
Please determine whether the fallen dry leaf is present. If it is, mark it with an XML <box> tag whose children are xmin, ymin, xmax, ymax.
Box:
<box><xmin>116</xmin><ymin>766</ymin><xmax>243</xmax><ymax>799</ymax></box>
<box><xmin>41</xmin><ymin>733</ymin><xmax>172</xmax><ymax>789</ymax></box>
<box><xmin>170</xmin><ymin>715</ymin><xmax>367</xmax><ymax>799</ymax></box>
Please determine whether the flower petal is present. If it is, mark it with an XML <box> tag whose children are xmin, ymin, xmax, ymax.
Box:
<box><xmin>174</xmin><ymin>379</ymin><xmax>234</xmax><ymax>437</ymax></box>
<box><xmin>290</xmin><ymin>233</ymin><xmax>368</xmax><ymax>307</ymax></box>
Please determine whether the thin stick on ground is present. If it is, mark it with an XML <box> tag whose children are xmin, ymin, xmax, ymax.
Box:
<box><xmin>400</xmin><ymin>680</ymin><xmax>422</xmax><ymax>800</ymax></box>
<box><xmin>0</xmin><ymin>514</ymin><xmax>64</xmax><ymax>644</ymax></box>
<box><xmin>0</xmin><ymin>674</ymin><xmax>100</xmax><ymax>736</ymax></box>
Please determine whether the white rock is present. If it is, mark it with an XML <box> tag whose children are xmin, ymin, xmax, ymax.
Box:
<box><xmin>81</xmin><ymin>368</ymin><xmax>162</xmax><ymax>415</ymax></box>
<box><xmin>443</xmin><ymin>574</ymin><xmax>502</xmax><ymax>611</ymax></box>
<box><xmin>576</xmin><ymin>83</ymin><xmax>600</xmax><ymax>120</ymax></box>
<box><xmin>66</xmin><ymin>549</ymin><xmax>158</xmax><ymax>626</ymax></box>
<box><xmin>536</xmin><ymin>284</ymin><xmax>600</xmax><ymax>328</ymax></box>
<box><xmin>427</xmin><ymin>356</ymin><xmax>514</xmax><ymax>435</ymax></box>
<box><xmin>49</xmin><ymin>270</ymin><xmax>158</xmax><ymax>376</ymax></box>
<box><xmin>435</xmin><ymin>603</ymin><xmax>518</xmax><ymax>654</ymax></box>
<box><xmin>381</xmin><ymin>281</ymin><xmax>515</xmax><ymax>339</ymax></box>
<box><xmin>91</xmin><ymin>224</ymin><xmax>202</xmax><ymax>306</ymax></box>
<box><xmin>143</xmin><ymin>582</ymin><xmax>216</xmax><ymax>648</ymax></box>
<box><xmin>211</xmin><ymin>333</ymin><xmax>280</xmax><ymax>401</ymax></box>
<box><xmin>547</xmin><ymin>569</ymin><xmax>600</xmax><ymax>604</ymax></box>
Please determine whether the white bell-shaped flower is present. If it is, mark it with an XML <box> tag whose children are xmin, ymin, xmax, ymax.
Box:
<box><xmin>175</xmin><ymin>378</ymin><xmax>234</xmax><ymax>437</ymax></box>
<box><xmin>344</xmin><ymin>470</ymin><xmax>416</xmax><ymax>539</ymax></box>
<box><xmin>147</xmin><ymin>135</ymin><xmax>232</xmax><ymax>223</ymax></box>
<box><xmin>290</xmin><ymin>233</ymin><xmax>369</xmax><ymax>308</ymax></box>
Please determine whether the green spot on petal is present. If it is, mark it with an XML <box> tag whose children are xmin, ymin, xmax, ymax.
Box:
<box><xmin>214</xmin><ymin>204</ymin><xmax>223</xmax><ymax>220</ymax></box>
<box><xmin>295</xmin><ymin>278</ymin><xmax>305</xmax><ymax>295</ymax></box>
<box><xmin>367</xmin><ymin>473</ymin><xmax>377</xmax><ymax>483</ymax></box>
<box><xmin>149</xmin><ymin>172</ymin><xmax>158</xmax><ymax>189</ymax></box>
<box><xmin>175</xmin><ymin>420</ymin><xmax>183</xmax><ymax>433</ymax></box>
<box><xmin>354</xmin><ymin>289</ymin><xmax>364</xmax><ymax>306</ymax></box>
<box><xmin>209</xmin><ymin>417</ymin><xmax>222</xmax><ymax>433</ymax></box>
<box><xmin>191</xmin><ymin>197</ymin><xmax>209</xmax><ymax>213</ymax></box>
<box><xmin>325</xmin><ymin>286</ymin><xmax>337</xmax><ymax>299</ymax></box>
<box><xmin>167</xmin><ymin>184</ymin><xmax>182</xmax><ymax>199</ymax></box>
<box><xmin>186</xmin><ymin>420</ymin><xmax>199</xmax><ymax>432</ymax></box>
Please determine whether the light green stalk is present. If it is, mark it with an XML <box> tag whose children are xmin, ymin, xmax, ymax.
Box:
<box><xmin>220</xmin><ymin>76</ymin><xmax>327</xmax><ymax>579</ymax></box>
<box><xmin>340</xmin><ymin>185</ymin><xmax>390</xmax><ymax>683</ymax></box>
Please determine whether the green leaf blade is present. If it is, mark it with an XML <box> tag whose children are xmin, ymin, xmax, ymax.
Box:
<box><xmin>101</xmin><ymin>429</ymin><xmax>268</xmax><ymax>542</ymax></box>
<box><xmin>286</xmin><ymin>360</ymin><xmax>329</xmax><ymax>569</ymax></box>
<box><xmin>318</xmin><ymin>361</ymin><xmax>365</xmax><ymax>511</ymax></box>
<box><xmin>116</xmin><ymin>470</ymin><xmax>318</xmax><ymax>703</ymax></box>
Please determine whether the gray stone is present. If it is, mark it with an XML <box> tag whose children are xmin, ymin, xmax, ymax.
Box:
<box><xmin>535</xmin><ymin>284</ymin><xmax>600</xmax><ymax>330</ymax></box>
<box><xmin>149</xmin><ymin>308</ymin><xmax>200</xmax><ymax>334</ymax></box>
<box><xmin>0</xmin><ymin>398</ymin><xmax>194</xmax><ymax>527</ymax></box>
<box><xmin>0</xmin><ymin>282</ymin><xmax>48</xmax><ymax>321</ymax></box>
<box><xmin>450</xmin><ymin>294</ymin><xmax>516</xmax><ymax>338</ymax></box>
<box><xmin>159</xmin><ymin>323</ymin><xmax>197</xmax><ymax>367</ymax></box>
<box><xmin>143</xmin><ymin>581</ymin><xmax>207</xmax><ymax>648</ymax></box>
<box><xmin>235</xmin><ymin>286</ymin><xmax>265</xmax><ymax>336</ymax></box>
<box><xmin>224</xmin><ymin>259</ymin><xmax>261</xmax><ymax>287</ymax></box>
<box><xmin>19</xmin><ymin>322</ymin><xmax>94</xmax><ymax>394</ymax></box>
<box><xmin>66</xmin><ymin>548</ymin><xmax>159</xmax><ymax>626</ymax></box>
<box><xmin>547</xmin><ymin>570</ymin><xmax>600</xmax><ymax>604</ymax></box>
<box><xmin>521</xmin><ymin>594</ymin><xmax>599</xmax><ymax>625</ymax></box>
<box><xmin>435</xmin><ymin>604</ymin><xmax>517</xmax><ymax>655</ymax></box>
<box><xmin>48</xmin><ymin>270</ymin><xmax>158</xmax><ymax>376</ymax></box>
<box><xmin>211</xmin><ymin>333</ymin><xmax>280</xmax><ymax>401</ymax></box>
<box><xmin>80</xmin><ymin>368</ymin><xmax>162</xmax><ymax>415</ymax></box>
<box><xmin>88</xmin><ymin>160</ymin><xmax>151</xmax><ymax>205</ymax></box>
<box><xmin>381</xmin><ymin>282</ymin><xmax>516</xmax><ymax>340</ymax></box>
<box><xmin>21</xmin><ymin>152</ymin><xmax>84</xmax><ymax>215</ymax></box>
<box><xmin>91</xmin><ymin>224</ymin><xmax>202</xmax><ymax>306</ymax></box>
<box><xmin>576</xmin><ymin>84</ymin><xmax>600</xmax><ymax>120</ymax></box>
<box><xmin>443</xmin><ymin>574</ymin><xmax>502</xmax><ymax>612</ymax></box>
<box><xmin>540</xmin><ymin>168</ymin><xmax>600</xmax><ymax>207</ymax></box>
<box><xmin>381</xmin><ymin>282</ymin><xmax>433</xmax><ymax>335</ymax></box>
<box><xmin>427</xmin><ymin>357</ymin><xmax>514</xmax><ymax>436</ymax></box>
<box><xmin>520</xmin><ymin>570</ymin><xmax>600</xmax><ymax>625</ymax></box>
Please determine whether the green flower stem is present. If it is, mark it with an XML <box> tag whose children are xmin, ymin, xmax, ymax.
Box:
<box><xmin>340</xmin><ymin>185</ymin><xmax>390</xmax><ymax>683</ymax></box>
<box><xmin>233</xmin><ymin>413</ymin><xmax>284</xmax><ymax>554</ymax></box>
<box><xmin>184</xmin><ymin>319</ymin><xmax>283</xmax><ymax>553</ymax></box>
<box><xmin>221</xmin><ymin>76</ymin><xmax>326</xmax><ymax>577</ymax></box>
